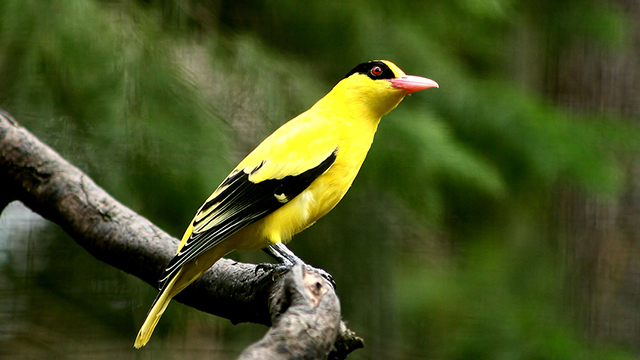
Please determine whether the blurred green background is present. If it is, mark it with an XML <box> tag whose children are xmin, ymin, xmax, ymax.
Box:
<box><xmin>1</xmin><ymin>0</ymin><xmax>640</xmax><ymax>359</ymax></box>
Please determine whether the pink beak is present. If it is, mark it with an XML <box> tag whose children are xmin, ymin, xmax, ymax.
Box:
<box><xmin>389</xmin><ymin>75</ymin><xmax>439</xmax><ymax>94</ymax></box>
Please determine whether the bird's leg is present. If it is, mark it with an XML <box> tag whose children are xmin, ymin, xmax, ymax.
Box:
<box><xmin>264</xmin><ymin>242</ymin><xmax>303</xmax><ymax>266</ymax></box>
<box><xmin>254</xmin><ymin>244</ymin><xmax>299</xmax><ymax>279</ymax></box>
<box><xmin>258</xmin><ymin>243</ymin><xmax>336</xmax><ymax>288</ymax></box>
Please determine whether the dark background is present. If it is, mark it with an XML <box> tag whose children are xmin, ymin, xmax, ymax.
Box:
<box><xmin>1</xmin><ymin>0</ymin><xmax>640</xmax><ymax>359</ymax></box>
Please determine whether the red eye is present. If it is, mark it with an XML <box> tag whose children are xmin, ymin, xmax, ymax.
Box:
<box><xmin>370</xmin><ymin>66</ymin><xmax>383</xmax><ymax>76</ymax></box>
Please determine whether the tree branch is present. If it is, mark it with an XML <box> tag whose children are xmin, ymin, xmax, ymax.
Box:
<box><xmin>0</xmin><ymin>112</ymin><xmax>363</xmax><ymax>359</ymax></box>
<box><xmin>239</xmin><ymin>264</ymin><xmax>341</xmax><ymax>360</ymax></box>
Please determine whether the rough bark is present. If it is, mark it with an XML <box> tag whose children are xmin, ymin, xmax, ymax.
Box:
<box><xmin>239</xmin><ymin>265</ymin><xmax>341</xmax><ymax>360</ymax></box>
<box><xmin>0</xmin><ymin>112</ymin><xmax>363</xmax><ymax>359</ymax></box>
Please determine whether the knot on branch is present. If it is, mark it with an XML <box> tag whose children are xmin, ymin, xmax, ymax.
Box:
<box><xmin>239</xmin><ymin>264</ymin><xmax>341</xmax><ymax>360</ymax></box>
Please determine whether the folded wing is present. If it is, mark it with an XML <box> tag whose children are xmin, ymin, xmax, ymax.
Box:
<box><xmin>158</xmin><ymin>149</ymin><xmax>337</xmax><ymax>289</ymax></box>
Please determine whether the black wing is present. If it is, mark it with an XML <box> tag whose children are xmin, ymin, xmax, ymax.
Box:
<box><xmin>159</xmin><ymin>149</ymin><xmax>337</xmax><ymax>288</ymax></box>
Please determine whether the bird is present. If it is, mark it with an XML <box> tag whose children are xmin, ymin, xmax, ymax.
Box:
<box><xmin>134</xmin><ymin>60</ymin><xmax>438</xmax><ymax>348</ymax></box>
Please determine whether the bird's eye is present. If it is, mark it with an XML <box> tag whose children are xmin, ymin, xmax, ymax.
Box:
<box><xmin>370</xmin><ymin>66</ymin><xmax>383</xmax><ymax>77</ymax></box>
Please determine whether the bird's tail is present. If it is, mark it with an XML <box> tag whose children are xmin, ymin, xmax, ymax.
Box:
<box><xmin>134</xmin><ymin>268</ymin><xmax>183</xmax><ymax>349</ymax></box>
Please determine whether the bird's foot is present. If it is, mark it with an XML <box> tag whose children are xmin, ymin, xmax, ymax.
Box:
<box><xmin>255</xmin><ymin>262</ymin><xmax>291</xmax><ymax>277</ymax></box>
<box><xmin>255</xmin><ymin>262</ymin><xmax>336</xmax><ymax>289</ymax></box>
<box><xmin>262</xmin><ymin>243</ymin><xmax>336</xmax><ymax>288</ymax></box>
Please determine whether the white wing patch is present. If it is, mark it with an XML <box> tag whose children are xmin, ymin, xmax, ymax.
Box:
<box><xmin>274</xmin><ymin>192</ymin><xmax>289</xmax><ymax>203</ymax></box>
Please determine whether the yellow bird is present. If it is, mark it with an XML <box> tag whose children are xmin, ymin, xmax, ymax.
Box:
<box><xmin>134</xmin><ymin>60</ymin><xmax>438</xmax><ymax>348</ymax></box>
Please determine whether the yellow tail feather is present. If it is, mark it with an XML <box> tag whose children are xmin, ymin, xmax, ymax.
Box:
<box><xmin>134</xmin><ymin>268</ymin><xmax>183</xmax><ymax>348</ymax></box>
<box><xmin>134</xmin><ymin>240</ymin><xmax>233</xmax><ymax>348</ymax></box>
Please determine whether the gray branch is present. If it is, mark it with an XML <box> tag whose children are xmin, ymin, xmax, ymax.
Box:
<box><xmin>0</xmin><ymin>112</ymin><xmax>363</xmax><ymax>360</ymax></box>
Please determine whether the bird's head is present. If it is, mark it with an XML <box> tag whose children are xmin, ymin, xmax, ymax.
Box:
<box><xmin>332</xmin><ymin>60</ymin><xmax>439</xmax><ymax>119</ymax></box>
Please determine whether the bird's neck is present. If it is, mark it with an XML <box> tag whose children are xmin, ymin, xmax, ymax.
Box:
<box><xmin>311</xmin><ymin>81</ymin><xmax>406</xmax><ymax>129</ymax></box>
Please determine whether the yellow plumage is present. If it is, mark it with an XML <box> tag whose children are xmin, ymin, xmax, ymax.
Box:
<box><xmin>134</xmin><ymin>60</ymin><xmax>438</xmax><ymax>348</ymax></box>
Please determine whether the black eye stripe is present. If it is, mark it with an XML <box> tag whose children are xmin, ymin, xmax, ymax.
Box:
<box><xmin>343</xmin><ymin>61</ymin><xmax>396</xmax><ymax>80</ymax></box>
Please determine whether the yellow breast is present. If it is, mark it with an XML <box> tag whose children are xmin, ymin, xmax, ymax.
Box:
<box><xmin>258</xmin><ymin>119</ymin><xmax>380</xmax><ymax>245</ymax></box>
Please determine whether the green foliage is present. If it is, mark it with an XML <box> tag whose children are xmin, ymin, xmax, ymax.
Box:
<box><xmin>396</xmin><ymin>237</ymin><xmax>634</xmax><ymax>360</ymax></box>
<box><xmin>0</xmin><ymin>0</ymin><xmax>231</xmax><ymax>233</ymax></box>
<box><xmin>0</xmin><ymin>0</ymin><xmax>638</xmax><ymax>359</ymax></box>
